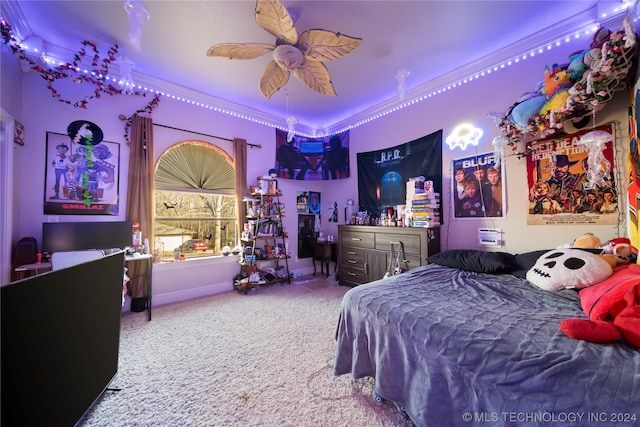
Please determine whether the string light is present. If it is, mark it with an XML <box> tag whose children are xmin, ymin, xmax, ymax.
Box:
<box><xmin>2</xmin><ymin>7</ymin><xmax>631</xmax><ymax>138</ymax></box>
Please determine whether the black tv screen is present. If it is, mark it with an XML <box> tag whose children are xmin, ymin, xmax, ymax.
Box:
<box><xmin>1</xmin><ymin>252</ymin><xmax>125</xmax><ymax>426</ymax></box>
<box><xmin>42</xmin><ymin>221</ymin><xmax>132</xmax><ymax>253</ymax></box>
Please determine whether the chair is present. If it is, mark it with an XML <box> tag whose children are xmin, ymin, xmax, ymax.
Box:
<box><xmin>11</xmin><ymin>237</ymin><xmax>38</xmax><ymax>281</ymax></box>
<box><xmin>51</xmin><ymin>250</ymin><xmax>105</xmax><ymax>271</ymax></box>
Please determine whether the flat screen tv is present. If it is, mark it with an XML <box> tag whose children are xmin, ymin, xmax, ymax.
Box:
<box><xmin>1</xmin><ymin>252</ymin><xmax>125</xmax><ymax>426</ymax></box>
<box><xmin>42</xmin><ymin>221</ymin><xmax>132</xmax><ymax>253</ymax></box>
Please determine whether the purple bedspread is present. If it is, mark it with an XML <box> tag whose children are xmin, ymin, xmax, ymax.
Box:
<box><xmin>334</xmin><ymin>264</ymin><xmax>640</xmax><ymax>427</ymax></box>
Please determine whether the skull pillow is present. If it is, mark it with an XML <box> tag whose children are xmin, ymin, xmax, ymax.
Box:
<box><xmin>526</xmin><ymin>248</ymin><xmax>613</xmax><ymax>291</ymax></box>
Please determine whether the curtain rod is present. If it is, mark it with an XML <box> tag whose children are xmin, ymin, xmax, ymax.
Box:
<box><xmin>152</xmin><ymin>122</ymin><xmax>262</xmax><ymax>149</ymax></box>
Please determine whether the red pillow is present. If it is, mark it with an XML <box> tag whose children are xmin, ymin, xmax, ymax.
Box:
<box><xmin>559</xmin><ymin>264</ymin><xmax>640</xmax><ymax>348</ymax></box>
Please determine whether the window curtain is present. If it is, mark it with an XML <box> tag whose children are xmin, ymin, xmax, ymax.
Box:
<box><xmin>126</xmin><ymin>115</ymin><xmax>155</xmax><ymax>312</ymax></box>
<box><xmin>234</xmin><ymin>138</ymin><xmax>247</xmax><ymax>239</ymax></box>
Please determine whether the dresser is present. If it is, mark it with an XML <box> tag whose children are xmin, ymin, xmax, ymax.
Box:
<box><xmin>338</xmin><ymin>225</ymin><xmax>440</xmax><ymax>287</ymax></box>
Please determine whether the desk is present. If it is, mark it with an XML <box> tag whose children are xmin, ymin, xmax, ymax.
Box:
<box><xmin>14</xmin><ymin>261</ymin><xmax>52</xmax><ymax>278</ymax></box>
<box><xmin>126</xmin><ymin>254</ymin><xmax>153</xmax><ymax>321</ymax></box>
<box><xmin>14</xmin><ymin>253</ymin><xmax>153</xmax><ymax>321</ymax></box>
<box><xmin>313</xmin><ymin>241</ymin><xmax>337</xmax><ymax>277</ymax></box>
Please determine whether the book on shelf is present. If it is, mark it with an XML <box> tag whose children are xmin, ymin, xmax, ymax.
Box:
<box><xmin>411</xmin><ymin>211</ymin><xmax>439</xmax><ymax>217</ymax></box>
<box><xmin>412</xmin><ymin>220</ymin><xmax>440</xmax><ymax>227</ymax></box>
<box><xmin>411</xmin><ymin>192</ymin><xmax>440</xmax><ymax>200</ymax></box>
<box><xmin>410</xmin><ymin>204</ymin><xmax>439</xmax><ymax>209</ymax></box>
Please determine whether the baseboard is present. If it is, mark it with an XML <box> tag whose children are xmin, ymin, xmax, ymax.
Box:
<box><xmin>121</xmin><ymin>267</ymin><xmax>316</xmax><ymax>313</ymax></box>
<box><xmin>122</xmin><ymin>281</ymin><xmax>231</xmax><ymax>313</ymax></box>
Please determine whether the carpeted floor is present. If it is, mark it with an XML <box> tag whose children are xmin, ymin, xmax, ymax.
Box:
<box><xmin>79</xmin><ymin>275</ymin><xmax>414</xmax><ymax>427</ymax></box>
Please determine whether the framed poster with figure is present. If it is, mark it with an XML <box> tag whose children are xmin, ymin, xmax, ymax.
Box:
<box><xmin>525</xmin><ymin>124</ymin><xmax>616</xmax><ymax>225</ymax></box>
<box><xmin>43</xmin><ymin>131</ymin><xmax>120</xmax><ymax>215</ymax></box>
<box><xmin>452</xmin><ymin>152</ymin><xmax>506</xmax><ymax>219</ymax></box>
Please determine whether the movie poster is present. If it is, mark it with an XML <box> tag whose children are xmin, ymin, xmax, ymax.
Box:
<box><xmin>628</xmin><ymin>76</ymin><xmax>640</xmax><ymax>257</ymax></box>
<box><xmin>357</xmin><ymin>130</ymin><xmax>442</xmax><ymax>219</ymax></box>
<box><xmin>296</xmin><ymin>191</ymin><xmax>321</xmax><ymax>214</ymax></box>
<box><xmin>452</xmin><ymin>152</ymin><xmax>505</xmax><ymax>219</ymax></box>
<box><xmin>275</xmin><ymin>129</ymin><xmax>350</xmax><ymax>181</ymax></box>
<box><xmin>526</xmin><ymin>124</ymin><xmax>617</xmax><ymax>225</ymax></box>
<box><xmin>43</xmin><ymin>132</ymin><xmax>120</xmax><ymax>215</ymax></box>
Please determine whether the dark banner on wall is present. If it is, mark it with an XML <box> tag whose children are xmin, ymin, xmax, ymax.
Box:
<box><xmin>357</xmin><ymin>130</ymin><xmax>442</xmax><ymax>218</ymax></box>
<box><xmin>275</xmin><ymin>129</ymin><xmax>350</xmax><ymax>181</ymax></box>
<box><xmin>525</xmin><ymin>124</ymin><xmax>616</xmax><ymax>225</ymax></box>
<box><xmin>43</xmin><ymin>132</ymin><xmax>120</xmax><ymax>215</ymax></box>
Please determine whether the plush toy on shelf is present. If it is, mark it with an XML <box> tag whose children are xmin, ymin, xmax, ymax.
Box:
<box><xmin>500</xmin><ymin>17</ymin><xmax>636</xmax><ymax>144</ymax></box>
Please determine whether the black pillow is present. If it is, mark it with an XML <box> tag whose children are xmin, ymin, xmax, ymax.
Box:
<box><xmin>510</xmin><ymin>249</ymin><xmax>552</xmax><ymax>278</ymax></box>
<box><xmin>427</xmin><ymin>249</ymin><xmax>516</xmax><ymax>274</ymax></box>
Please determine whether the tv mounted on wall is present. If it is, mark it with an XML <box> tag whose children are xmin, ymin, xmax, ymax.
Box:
<box><xmin>1</xmin><ymin>252</ymin><xmax>125</xmax><ymax>426</ymax></box>
<box><xmin>42</xmin><ymin>221</ymin><xmax>132</xmax><ymax>253</ymax></box>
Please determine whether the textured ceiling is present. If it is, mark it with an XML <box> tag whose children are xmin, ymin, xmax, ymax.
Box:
<box><xmin>3</xmin><ymin>0</ymin><xmax>629</xmax><ymax>134</ymax></box>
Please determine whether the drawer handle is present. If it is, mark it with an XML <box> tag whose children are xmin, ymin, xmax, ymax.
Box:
<box><xmin>347</xmin><ymin>272</ymin><xmax>357</xmax><ymax>276</ymax></box>
<box><xmin>351</xmin><ymin>237</ymin><xmax>362</xmax><ymax>241</ymax></box>
<box><xmin>347</xmin><ymin>251</ymin><xmax>356</xmax><ymax>255</ymax></box>
<box><xmin>347</xmin><ymin>260</ymin><xmax>357</xmax><ymax>264</ymax></box>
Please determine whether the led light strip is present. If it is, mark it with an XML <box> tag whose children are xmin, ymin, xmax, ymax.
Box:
<box><xmin>4</xmin><ymin>4</ymin><xmax>632</xmax><ymax>139</ymax></box>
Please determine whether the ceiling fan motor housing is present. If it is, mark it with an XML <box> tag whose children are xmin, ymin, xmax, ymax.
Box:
<box><xmin>272</xmin><ymin>44</ymin><xmax>304</xmax><ymax>71</ymax></box>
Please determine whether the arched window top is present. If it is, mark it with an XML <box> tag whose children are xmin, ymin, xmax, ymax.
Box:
<box><xmin>155</xmin><ymin>140</ymin><xmax>235</xmax><ymax>192</ymax></box>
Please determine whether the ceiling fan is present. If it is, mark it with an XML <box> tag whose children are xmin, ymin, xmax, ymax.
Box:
<box><xmin>207</xmin><ymin>0</ymin><xmax>362</xmax><ymax>99</ymax></box>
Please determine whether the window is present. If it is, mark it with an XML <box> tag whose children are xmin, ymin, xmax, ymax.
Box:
<box><xmin>154</xmin><ymin>140</ymin><xmax>237</xmax><ymax>260</ymax></box>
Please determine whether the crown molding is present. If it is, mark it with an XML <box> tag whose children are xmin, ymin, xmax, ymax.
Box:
<box><xmin>325</xmin><ymin>5</ymin><xmax>630</xmax><ymax>135</ymax></box>
<box><xmin>3</xmin><ymin>2</ymin><xmax>631</xmax><ymax>137</ymax></box>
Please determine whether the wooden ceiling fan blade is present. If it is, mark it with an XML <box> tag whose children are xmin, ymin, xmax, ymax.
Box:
<box><xmin>298</xmin><ymin>30</ymin><xmax>362</xmax><ymax>62</ymax></box>
<box><xmin>260</xmin><ymin>61</ymin><xmax>290</xmax><ymax>99</ymax></box>
<box><xmin>207</xmin><ymin>43</ymin><xmax>274</xmax><ymax>59</ymax></box>
<box><xmin>255</xmin><ymin>0</ymin><xmax>298</xmax><ymax>45</ymax></box>
<box><xmin>293</xmin><ymin>61</ymin><xmax>336</xmax><ymax>96</ymax></box>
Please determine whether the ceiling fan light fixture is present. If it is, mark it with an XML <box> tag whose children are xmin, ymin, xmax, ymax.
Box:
<box><xmin>273</xmin><ymin>45</ymin><xmax>304</xmax><ymax>71</ymax></box>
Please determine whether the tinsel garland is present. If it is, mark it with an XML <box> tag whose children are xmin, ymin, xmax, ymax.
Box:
<box><xmin>1</xmin><ymin>20</ymin><xmax>160</xmax><ymax>144</ymax></box>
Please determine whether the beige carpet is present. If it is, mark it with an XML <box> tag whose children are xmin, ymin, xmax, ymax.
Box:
<box><xmin>80</xmin><ymin>276</ymin><xmax>414</xmax><ymax>427</ymax></box>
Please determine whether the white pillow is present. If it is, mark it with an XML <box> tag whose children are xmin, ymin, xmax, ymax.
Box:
<box><xmin>526</xmin><ymin>248</ymin><xmax>613</xmax><ymax>291</ymax></box>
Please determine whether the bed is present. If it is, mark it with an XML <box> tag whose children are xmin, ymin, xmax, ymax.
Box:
<box><xmin>333</xmin><ymin>250</ymin><xmax>640</xmax><ymax>427</ymax></box>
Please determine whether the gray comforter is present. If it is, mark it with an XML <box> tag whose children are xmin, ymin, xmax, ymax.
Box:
<box><xmin>334</xmin><ymin>264</ymin><xmax>640</xmax><ymax>427</ymax></box>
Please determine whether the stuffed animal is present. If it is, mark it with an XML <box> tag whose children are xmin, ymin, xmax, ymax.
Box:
<box><xmin>559</xmin><ymin>263</ymin><xmax>640</xmax><ymax>348</ymax></box>
<box><xmin>539</xmin><ymin>64</ymin><xmax>573</xmax><ymax>116</ymax></box>
<box><xmin>602</xmin><ymin>237</ymin><xmax>633</xmax><ymax>264</ymax></box>
<box><xmin>570</xmin><ymin>232</ymin><xmax>619</xmax><ymax>267</ymax></box>
<box><xmin>571</xmin><ymin>232</ymin><xmax>601</xmax><ymax>249</ymax></box>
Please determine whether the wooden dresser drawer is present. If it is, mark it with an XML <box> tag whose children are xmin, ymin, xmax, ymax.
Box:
<box><xmin>400</xmin><ymin>253</ymin><xmax>422</xmax><ymax>270</ymax></box>
<box><xmin>375</xmin><ymin>232</ymin><xmax>422</xmax><ymax>255</ymax></box>
<box><xmin>341</xmin><ymin>246</ymin><xmax>366</xmax><ymax>265</ymax></box>
<box><xmin>340</xmin><ymin>265</ymin><xmax>366</xmax><ymax>283</ymax></box>
<box><xmin>340</xmin><ymin>230</ymin><xmax>375</xmax><ymax>249</ymax></box>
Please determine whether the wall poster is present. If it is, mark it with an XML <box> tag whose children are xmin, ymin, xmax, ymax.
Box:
<box><xmin>526</xmin><ymin>124</ymin><xmax>617</xmax><ymax>225</ymax></box>
<box><xmin>275</xmin><ymin>129</ymin><xmax>350</xmax><ymax>181</ymax></box>
<box><xmin>452</xmin><ymin>151</ymin><xmax>505</xmax><ymax>219</ymax></box>
<box><xmin>357</xmin><ymin>130</ymin><xmax>442</xmax><ymax>219</ymax></box>
<box><xmin>629</xmin><ymin>74</ymin><xmax>640</xmax><ymax>259</ymax></box>
<box><xmin>44</xmin><ymin>131</ymin><xmax>120</xmax><ymax>215</ymax></box>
